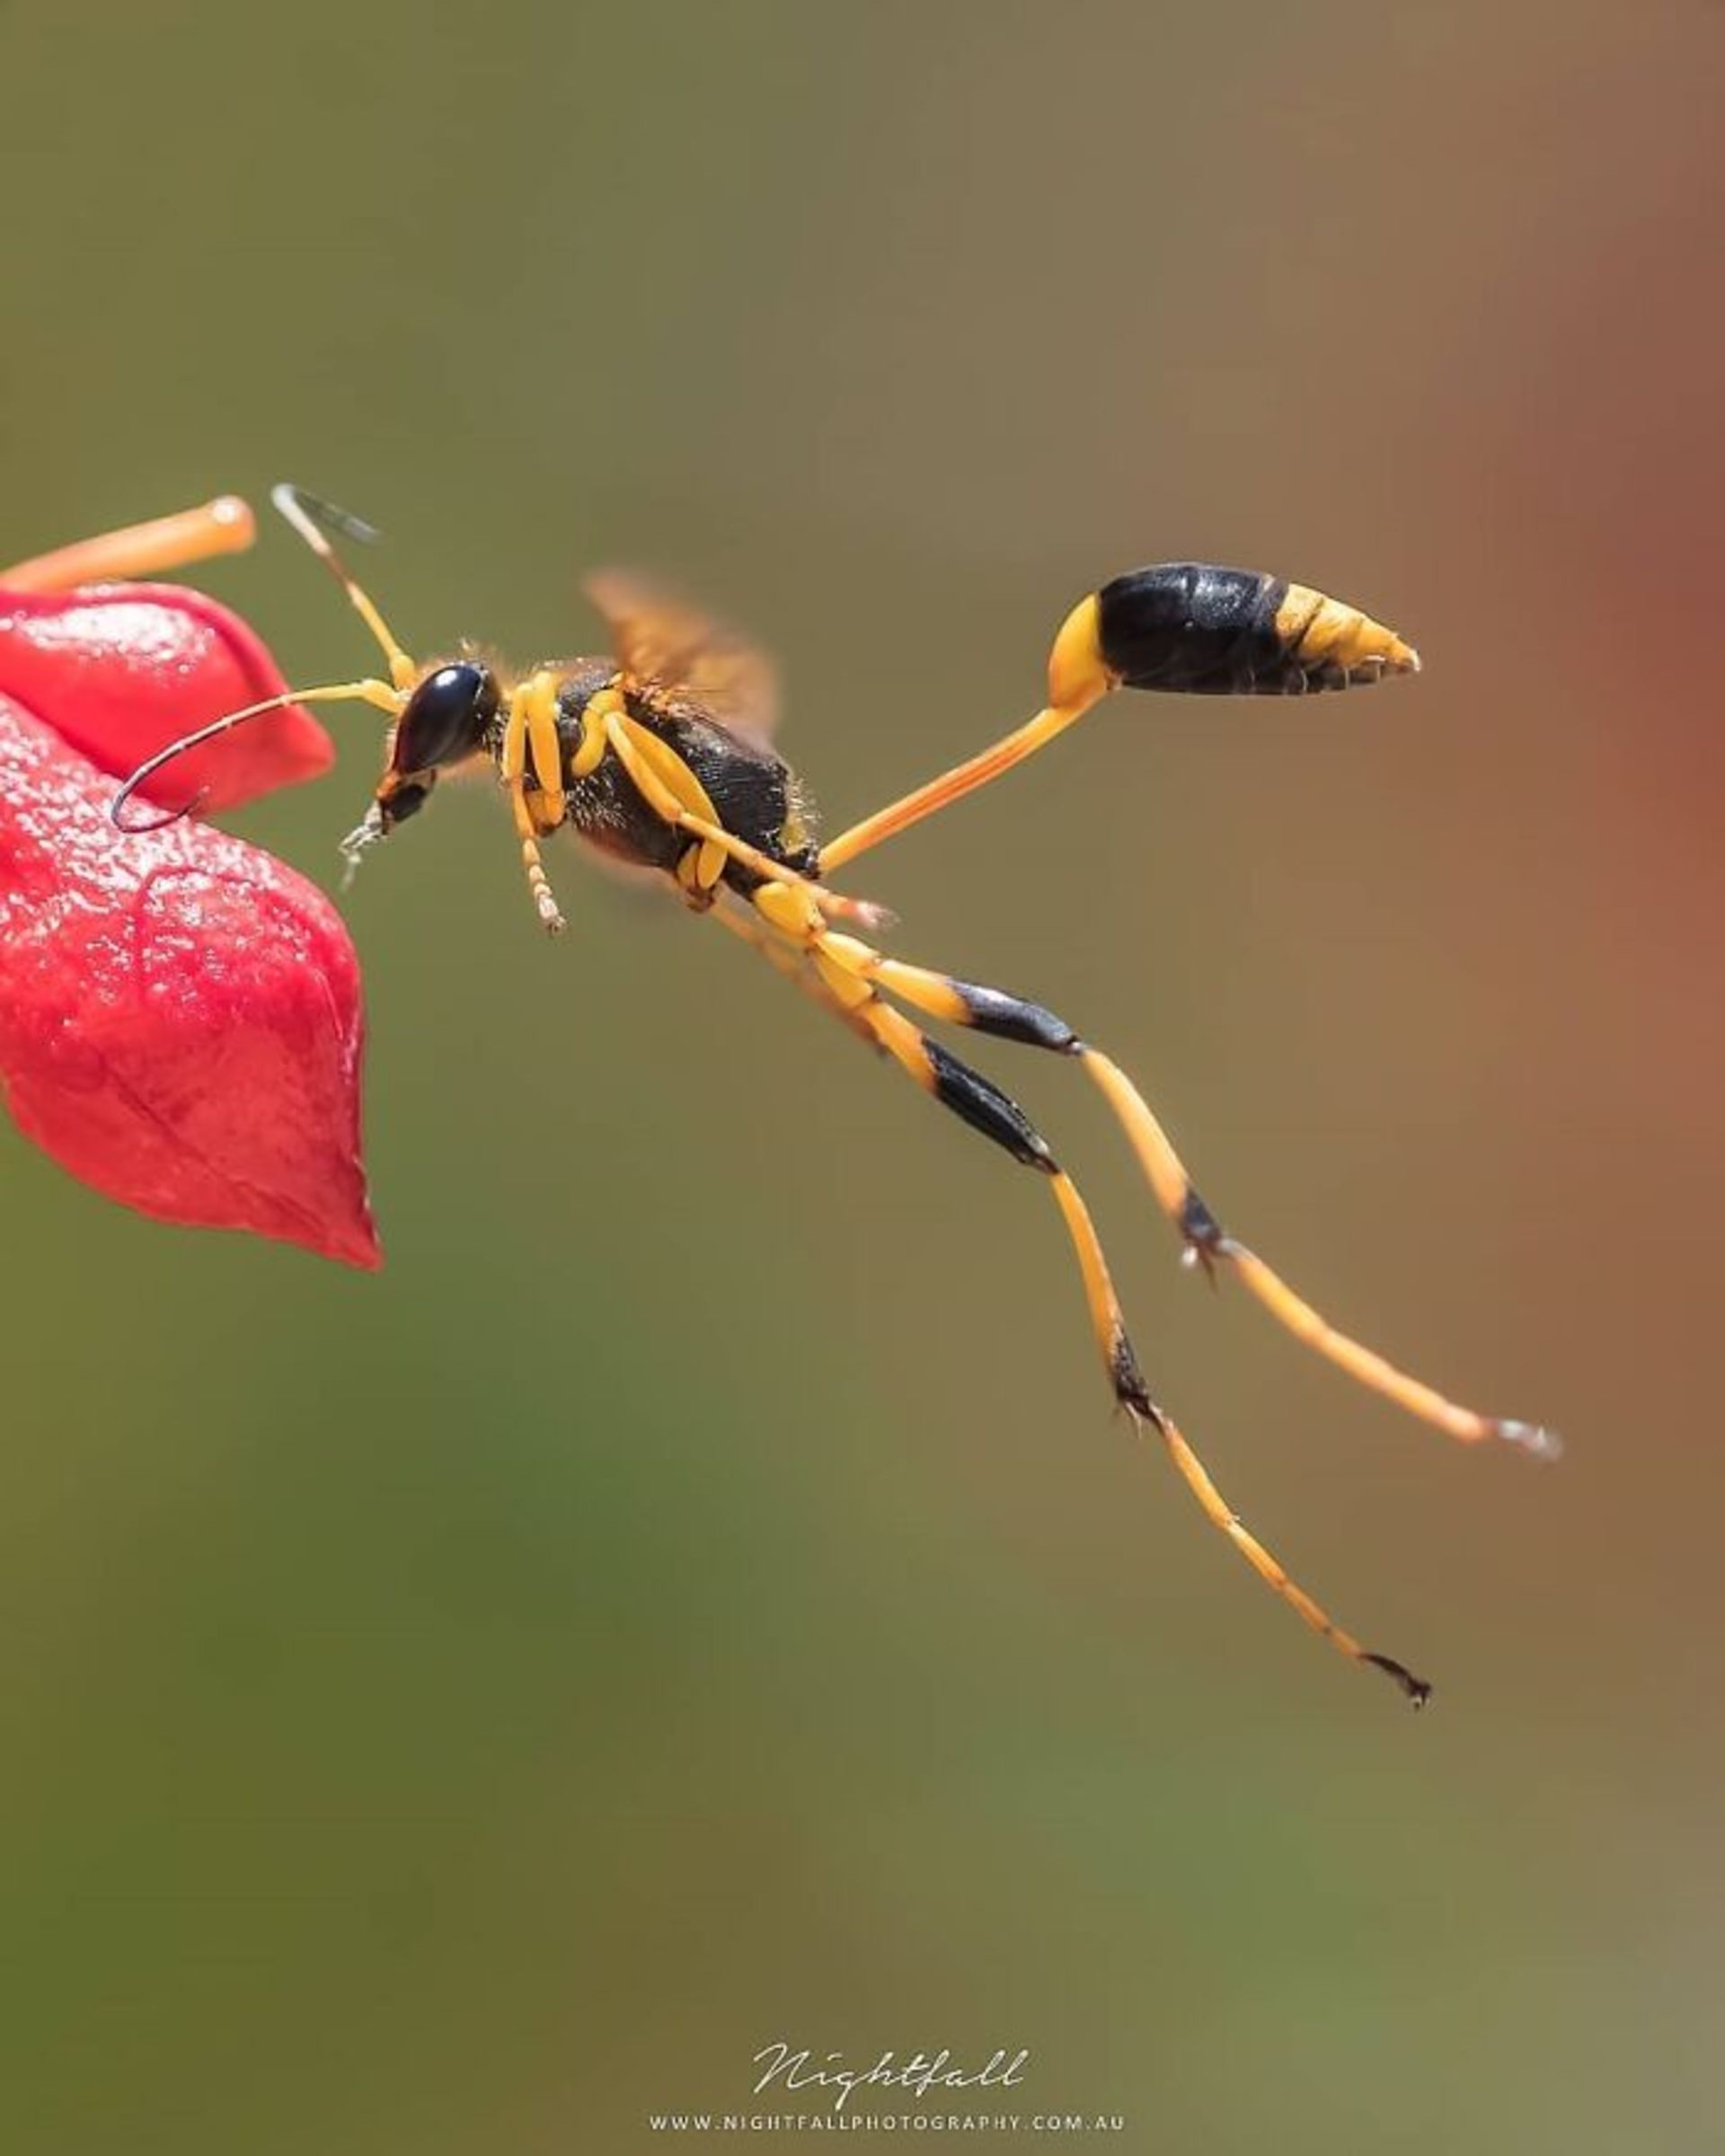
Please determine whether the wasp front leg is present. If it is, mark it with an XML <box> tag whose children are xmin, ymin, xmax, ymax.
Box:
<box><xmin>505</xmin><ymin>784</ymin><xmax>568</xmax><ymax>935</ymax></box>
<box><xmin>500</xmin><ymin>672</ymin><xmax>570</xmax><ymax>934</ymax></box>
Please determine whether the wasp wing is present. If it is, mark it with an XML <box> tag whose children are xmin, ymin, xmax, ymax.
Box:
<box><xmin>584</xmin><ymin>570</ymin><xmax>782</xmax><ymax>747</ymax></box>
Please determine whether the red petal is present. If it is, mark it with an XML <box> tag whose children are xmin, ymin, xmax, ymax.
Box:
<box><xmin>0</xmin><ymin>694</ymin><xmax>377</xmax><ymax>1268</ymax></box>
<box><xmin>0</xmin><ymin>582</ymin><xmax>332</xmax><ymax>811</ymax></box>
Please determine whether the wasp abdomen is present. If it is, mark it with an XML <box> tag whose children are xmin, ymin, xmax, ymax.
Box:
<box><xmin>1093</xmin><ymin>564</ymin><xmax>1418</xmax><ymax>695</ymax></box>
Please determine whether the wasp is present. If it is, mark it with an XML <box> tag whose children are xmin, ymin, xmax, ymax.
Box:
<box><xmin>111</xmin><ymin>485</ymin><xmax>1558</xmax><ymax>1704</ymax></box>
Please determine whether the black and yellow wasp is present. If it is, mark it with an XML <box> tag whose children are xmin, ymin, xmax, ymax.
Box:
<box><xmin>114</xmin><ymin>484</ymin><xmax>1558</xmax><ymax>1704</ymax></box>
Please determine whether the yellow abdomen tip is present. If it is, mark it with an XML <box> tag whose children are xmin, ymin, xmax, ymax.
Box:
<box><xmin>1277</xmin><ymin>584</ymin><xmax>1421</xmax><ymax>689</ymax></box>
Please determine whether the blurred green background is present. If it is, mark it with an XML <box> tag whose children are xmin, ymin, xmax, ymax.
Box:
<box><xmin>3</xmin><ymin>2</ymin><xmax>1721</xmax><ymax>2149</ymax></box>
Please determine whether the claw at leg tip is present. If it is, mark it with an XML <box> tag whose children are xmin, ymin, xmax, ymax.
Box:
<box><xmin>1364</xmin><ymin>1650</ymin><xmax>1433</xmax><ymax>1707</ymax></box>
<box><xmin>839</xmin><ymin>896</ymin><xmax>896</xmax><ymax>933</ymax></box>
<box><xmin>1499</xmin><ymin>1418</ymin><xmax>1563</xmax><ymax>1463</ymax></box>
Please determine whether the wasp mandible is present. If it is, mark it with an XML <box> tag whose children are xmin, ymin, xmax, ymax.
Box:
<box><xmin>111</xmin><ymin>486</ymin><xmax>1559</xmax><ymax>1705</ymax></box>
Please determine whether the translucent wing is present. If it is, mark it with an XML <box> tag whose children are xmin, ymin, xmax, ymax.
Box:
<box><xmin>584</xmin><ymin>569</ymin><xmax>782</xmax><ymax>746</ymax></box>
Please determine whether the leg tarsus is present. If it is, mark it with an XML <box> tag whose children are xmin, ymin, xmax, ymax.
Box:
<box><xmin>1042</xmin><ymin>1165</ymin><xmax>1426</xmax><ymax>1701</ymax></box>
<box><xmin>1083</xmin><ymin>1040</ymin><xmax>1558</xmax><ymax>1456</ymax></box>
<box><xmin>506</xmin><ymin>770</ymin><xmax>568</xmax><ymax>934</ymax></box>
<box><xmin>1360</xmin><ymin>1652</ymin><xmax>1435</xmax><ymax>1709</ymax></box>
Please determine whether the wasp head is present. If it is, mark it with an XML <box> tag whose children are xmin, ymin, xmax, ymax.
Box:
<box><xmin>341</xmin><ymin>660</ymin><xmax>501</xmax><ymax>879</ymax></box>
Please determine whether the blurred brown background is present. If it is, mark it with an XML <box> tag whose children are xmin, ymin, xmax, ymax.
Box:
<box><xmin>2</xmin><ymin>3</ymin><xmax>1721</xmax><ymax>2149</ymax></box>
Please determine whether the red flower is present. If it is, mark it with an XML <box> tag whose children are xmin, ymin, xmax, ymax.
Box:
<box><xmin>0</xmin><ymin>498</ymin><xmax>379</xmax><ymax>1268</ymax></box>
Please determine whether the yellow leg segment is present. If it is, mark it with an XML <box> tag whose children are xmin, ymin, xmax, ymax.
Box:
<box><xmin>508</xmin><ymin>670</ymin><xmax>569</xmax><ymax>825</ymax></box>
<box><xmin>730</xmin><ymin>888</ymin><xmax>1430</xmax><ymax>1704</ymax></box>
<box><xmin>498</xmin><ymin>677</ymin><xmax>570</xmax><ymax>922</ymax></box>
<box><xmin>568</xmin><ymin>684</ymin><xmax>615</xmax><ymax>780</ymax></box>
<box><xmin>506</xmin><ymin>768</ymin><xmax>567</xmax><ymax>934</ymax></box>
<box><xmin>1080</xmin><ymin>1050</ymin><xmax>1560</xmax><ymax>1458</ymax></box>
<box><xmin>500</xmin><ymin>698</ymin><xmax>526</xmax><ymax>786</ymax></box>
<box><xmin>3</xmin><ymin>496</ymin><xmax>257</xmax><ymax>593</ymax></box>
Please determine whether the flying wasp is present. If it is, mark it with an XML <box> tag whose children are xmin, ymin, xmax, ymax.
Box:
<box><xmin>111</xmin><ymin>484</ymin><xmax>1559</xmax><ymax>1705</ymax></box>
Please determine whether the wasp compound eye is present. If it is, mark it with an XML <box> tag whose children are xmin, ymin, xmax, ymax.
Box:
<box><xmin>393</xmin><ymin>663</ymin><xmax>500</xmax><ymax>773</ymax></box>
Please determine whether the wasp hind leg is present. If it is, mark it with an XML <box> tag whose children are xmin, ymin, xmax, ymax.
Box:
<box><xmin>756</xmin><ymin>916</ymin><xmax>1556</xmax><ymax>1461</ymax></box>
<box><xmin>724</xmin><ymin>884</ymin><xmax>1429</xmax><ymax>1704</ymax></box>
<box><xmin>1078</xmin><ymin>1047</ymin><xmax>1559</xmax><ymax>1458</ymax></box>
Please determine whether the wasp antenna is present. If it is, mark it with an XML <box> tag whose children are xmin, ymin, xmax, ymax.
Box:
<box><xmin>113</xmin><ymin>780</ymin><xmax>212</xmax><ymax>835</ymax></box>
<box><xmin>109</xmin><ymin>678</ymin><xmax>402</xmax><ymax>835</ymax></box>
<box><xmin>272</xmin><ymin>483</ymin><xmax>382</xmax><ymax>551</ymax></box>
<box><xmin>271</xmin><ymin>482</ymin><xmax>417</xmax><ymax>690</ymax></box>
